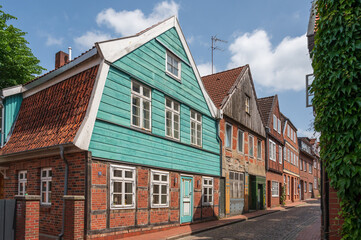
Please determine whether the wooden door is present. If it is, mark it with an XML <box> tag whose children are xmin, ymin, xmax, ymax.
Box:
<box><xmin>180</xmin><ymin>176</ymin><xmax>193</xmax><ymax>223</ymax></box>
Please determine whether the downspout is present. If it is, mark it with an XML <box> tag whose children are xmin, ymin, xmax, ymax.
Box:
<box><xmin>215</xmin><ymin>109</ymin><xmax>223</xmax><ymax>216</ymax></box>
<box><xmin>0</xmin><ymin>100</ymin><xmax>4</xmax><ymax>147</ymax></box>
<box><xmin>265</xmin><ymin>127</ymin><xmax>270</xmax><ymax>172</ymax></box>
<box><xmin>58</xmin><ymin>145</ymin><xmax>68</xmax><ymax>240</ymax></box>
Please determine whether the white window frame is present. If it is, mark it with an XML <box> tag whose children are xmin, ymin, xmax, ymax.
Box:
<box><xmin>151</xmin><ymin>170</ymin><xmax>170</xmax><ymax>208</ymax></box>
<box><xmin>257</xmin><ymin>139</ymin><xmax>262</xmax><ymax>160</ymax></box>
<box><xmin>309</xmin><ymin>163</ymin><xmax>313</xmax><ymax>174</ymax></box>
<box><xmin>237</xmin><ymin>129</ymin><xmax>244</xmax><ymax>153</ymax></box>
<box><xmin>165</xmin><ymin>98</ymin><xmax>180</xmax><ymax>140</ymax></box>
<box><xmin>279</xmin><ymin>146</ymin><xmax>282</xmax><ymax>164</ymax></box>
<box><xmin>309</xmin><ymin>183</ymin><xmax>313</xmax><ymax>192</ymax></box>
<box><xmin>278</xmin><ymin>119</ymin><xmax>281</xmax><ymax>134</ymax></box>
<box><xmin>110</xmin><ymin>165</ymin><xmax>136</xmax><ymax>209</ymax></box>
<box><xmin>249</xmin><ymin>135</ymin><xmax>254</xmax><ymax>157</ymax></box>
<box><xmin>273</xmin><ymin>115</ymin><xmax>277</xmax><ymax>131</ymax></box>
<box><xmin>166</xmin><ymin>51</ymin><xmax>181</xmax><ymax>80</ymax></box>
<box><xmin>300</xmin><ymin>160</ymin><xmax>303</xmax><ymax>170</ymax></box>
<box><xmin>41</xmin><ymin>168</ymin><xmax>52</xmax><ymax>205</ymax></box>
<box><xmin>271</xmin><ymin>181</ymin><xmax>279</xmax><ymax>197</ymax></box>
<box><xmin>225</xmin><ymin>123</ymin><xmax>232</xmax><ymax>149</ymax></box>
<box><xmin>269</xmin><ymin>140</ymin><xmax>276</xmax><ymax>161</ymax></box>
<box><xmin>202</xmin><ymin>177</ymin><xmax>214</xmax><ymax>206</ymax></box>
<box><xmin>190</xmin><ymin>110</ymin><xmax>202</xmax><ymax>147</ymax></box>
<box><xmin>18</xmin><ymin>170</ymin><xmax>27</xmax><ymax>196</ymax></box>
<box><xmin>245</xmin><ymin>95</ymin><xmax>250</xmax><ymax>114</ymax></box>
<box><xmin>131</xmin><ymin>81</ymin><xmax>152</xmax><ymax>131</ymax></box>
<box><xmin>314</xmin><ymin>161</ymin><xmax>317</xmax><ymax>169</ymax></box>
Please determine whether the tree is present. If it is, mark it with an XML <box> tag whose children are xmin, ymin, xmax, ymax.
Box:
<box><xmin>311</xmin><ymin>1</ymin><xmax>361</xmax><ymax>239</ymax></box>
<box><xmin>0</xmin><ymin>5</ymin><xmax>45</xmax><ymax>89</ymax></box>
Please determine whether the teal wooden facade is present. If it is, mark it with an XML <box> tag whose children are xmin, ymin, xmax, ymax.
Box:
<box><xmin>89</xmin><ymin>28</ymin><xmax>220</xmax><ymax>176</ymax></box>
<box><xmin>3</xmin><ymin>94</ymin><xmax>22</xmax><ymax>141</ymax></box>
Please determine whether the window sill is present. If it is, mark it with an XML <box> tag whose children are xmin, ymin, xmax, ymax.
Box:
<box><xmin>202</xmin><ymin>202</ymin><xmax>213</xmax><ymax>207</ymax></box>
<box><xmin>151</xmin><ymin>205</ymin><xmax>169</xmax><ymax>209</ymax></box>
<box><xmin>110</xmin><ymin>206</ymin><xmax>136</xmax><ymax>210</ymax></box>
<box><xmin>165</xmin><ymin>71</ymin><xmax>181</xmax><ymax>82</ymax></box>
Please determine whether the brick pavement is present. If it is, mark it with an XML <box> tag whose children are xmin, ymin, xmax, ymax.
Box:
<box><xmin>122</xmin><ymin>200</ymin><xmax>310</xmax><ymax>240</ymax></box>
<box><xmin>296</xmin><ymin>216</ymin><xmax>321</xmax><ymax>240</ymax></box>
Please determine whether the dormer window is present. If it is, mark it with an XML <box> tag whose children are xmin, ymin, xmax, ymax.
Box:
<box><xmin>166</xmin><ymin>51</ymin><xmax>181</xmax><ymax>80</ymax></box>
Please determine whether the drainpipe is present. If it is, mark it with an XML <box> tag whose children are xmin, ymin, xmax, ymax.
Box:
<box><xmin>0</xmin><ymin>101</ymin><xmax>4</xmax><ymax>147</ymax></box>
<box><xmin>265</xmin><ymin>127</ymin><xmax>270</xmax><ymax>172</ymax></box>
<box><xmin>58</xmin><ymin>145</ymin><xmax>68</xmax><ymax>240</ymax></box>
<box><xmin>215</xmin><ymin>109</ymin><xmax>223</xmax><ymax>216</ymax></box>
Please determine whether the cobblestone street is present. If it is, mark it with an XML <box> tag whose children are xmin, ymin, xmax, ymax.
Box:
<box><xmin>178</xmin><ymin>200</ymin><xmax>321</xmax><ymax>240</ymax></box>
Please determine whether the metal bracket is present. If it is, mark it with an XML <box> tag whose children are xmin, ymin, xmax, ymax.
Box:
<box><xmin>0</xmin><ymin>167</ymin><xmax>9</xmax><ymax>179</ymax></box>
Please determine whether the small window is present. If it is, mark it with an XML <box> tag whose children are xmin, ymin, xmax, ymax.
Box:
<box><xmin>304</xmin><ymin>161</ymin><xmax>307</xmax><ymax>172</ymax></box>
<box><xmin>165</xmin><ymin>98</ymin><xmax>180</xmax><ymax>140</ymax></box>
<box><xmin>190</xmin><ymin>110</ymin><xmax>202</xmax><ymax>147</ymax></box>
<box><xmin>269</xmin><ymin>140</ymin><xmax>276</xmax><ymax>161</ymax></box>
<box><xmin>309</xmin><ymin>183</ymin><xmax>313</xmax><ymax>192</ymax></box>
<box><xmin>257</xmin><ymin>140</ymin><xmax>262</xmax><ymax>160</ymax></box>
<box><xmin>249</xmin><ymin>135</ymin><xmax>254</xmax><ymax>157</ymax></box>
<box><xmin>278</xmin><ymin>146</ymin><xmax>282</xmax><ymax>164</ymax></box>
<box><xmin>225</xmin><ymin>123</ymin><xmax>232</xmax><ymax>149</ymax></box>
<box><xmin>278</xmin><ymin>119</ymin><xmax>281</xmax><ymax>134</ymax></box>
<box><xmin>305</xmin><ymin>182</ymin><xmax>307</xmax><ymax>193</ymax></box>
<box><xmin>245</xmin><ymin>95</ymin><xmax>250</xmax><ymax>114</ymax></box>
<box><xmin>151</xmin><ymin>170</ymin><xmax>169</xmax><ymax>208</ymax></box>
<box><xmin>300</xmin><ymin>160</ymin><xmax>303</xmax><ymax>170</ymax></box>
<box><xmin>18</xmin><ymin>170</ymin><xmax>27</xmax><ymax>196</ymax></box>
<box><xmin>314</xmin><ymin>161</ymin><xmax>317</xmax><ymax>169</ymax></box>
<box><xmin>309</xmin><ymin>164</ymin><xmax>313</xmax><ymax>174</ymax></box>
<box><xmin>131</xmin><ymin>81</ymin><xmax>151</xmax><ymax>131</ymax></box>
<box><xmin>41</xmin><ymin>168</ymin><xmax>52</xmax><ymax>205</ymax></box>
<box><xmin>273</xmin><ymin>115</ymin><xmax>277</xmax><ymax>131</ymax></box>
<box><xmin>271</xmin><ymin>181</ymin><xmax>279</xmax><ymax>197</ymax></box>
<box><xmin>238</xmin><ymin>129</ymin><xmax>244</xmax><ymax>153</ymax></box>
<box><xmin>166</xmin><ymin>51</ymin><xmax>181</xmax><ymax>79</ymax></box>
<box><xmin>202</xmin><ymin>177</ymin><xmax>213</xmax><ymax>205</ymax></box>
<box><xmin>110</xmin><ymin>165</ymin><xmax>136</xmax><ymax>209</ymax></box>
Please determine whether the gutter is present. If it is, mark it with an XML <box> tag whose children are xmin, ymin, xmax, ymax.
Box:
<box><xmin>58</xmin><ymin>145</ymin><xmax>68</xmax><ymax>240</ymax></box>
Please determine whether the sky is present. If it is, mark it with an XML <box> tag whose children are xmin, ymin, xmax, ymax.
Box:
<box><xmin>2</xmin><ymin>0</ymin><xmax>317</xmax><ymax>138</ymax></box>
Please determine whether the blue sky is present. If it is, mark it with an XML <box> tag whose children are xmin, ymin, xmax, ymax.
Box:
<box><xmin>2</xmin><ymin>0</ymin><xmax>317</xmax><ymax>138</ymax></box>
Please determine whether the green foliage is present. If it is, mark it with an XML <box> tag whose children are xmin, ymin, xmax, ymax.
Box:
<box><xmin>0</xmin><ymin>5</ymin><xmax>45</xmax><ymax>89</ymax></box>
<box><xmin>311</xmin><ymin>0</ymin><xmax>361</xmax><ymax>239</ymax></box>
<box><xmin>280</xmin><ymin>185</ymin><xmax>286</xmax><ymax>206</ymax></box>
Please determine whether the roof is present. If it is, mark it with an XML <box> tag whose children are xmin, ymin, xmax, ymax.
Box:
<box><xmin>257</xmin><ymin>96</ymin><xmax>275</xmax><ymax>127</ymax></box>
<box><xmin>201</xmin><ymin>66</ymin><xmax>246</xmax><ymax>108</ymax></box>
<box><xmin>280</xmin><ymin>112</ymin><xmax>298</xmax><ymax>131</ymax></box>
<box><xmin>0</xmin><ymin>65</ymin><xmax>99</xmax><ymax>155</ymax></box>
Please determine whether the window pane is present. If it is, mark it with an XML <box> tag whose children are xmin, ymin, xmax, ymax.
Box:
<box><xmin>48</xmin><ymin>192</ymin><xmax>51</xmax><ymax>203</ymax></box>
<box><xmin>42</xmin><ymin>182</ymin><xmax>46</xmax><ymax>191</ymax></box>
<box><xmin>154</xmin><ymin>184</ymin><xmax>159</xmax><ymax>194</ymax></box>
<box><xmin>42</xmin><ymin>192</ymin><xmax>46</xmax><ymax>202</ymax></box>
<box><xmin>19</xmin><ymin>183</ymin><xmax>23</xmax><ymax>193</ymax></box>
<box><xmin>174</xmin><ymin>102</ymin><xmax>179</xmax><ymax>112</ymax></box>
<box><xmin>153</xmin><ymin>194</ymin><xmax>159</xmax><ymax>204</ymax></box>
<box><xmin>191</xmin><ymin>111</ymin><xmax>195</xmax><ymax>119</ymax></box>
<box><xmin>203</xmin><ymin>195</ymin><xmax>207</xmax><ymax>203</ymax></box>
<box><xmin>132</xmin><ymin>82</ymin><xmax>140</xmax><ymax>93</ymax></box>
<box><xmin>166</xmin><ymin>98</ymin><xmax>172</xmax><ymax>108</ymax></box>
<box><xmin>49</xmin><ymin>170</ymin><xmax>52</xmax><ymax>177</ymax></box>
<box><xmin>204</xmin><ymin>187</ymin><xmax>207</xmax><ymax>195</ymax></box>
<box><xmin>114</xmin><ymin>182</ymin><xmax>122</xmax><ymax>193</ymax></box>
<box><xmin>197</xmin><ymin>113</ymin><xmax>201</xmax><ymax>122</ymax></box>
<box><xmin>161</xmin><ymin>185</ymin><xmax>167</xmax><ymax>194</ymax></box>
<box><xmin>143</xmin><ymin>87</ymin><xmax>150</xmax><ymax>98</ymax></box>
<box><xmin>113</xmin><ymin>194</ymin><xmax>122</xmax><ymax>205</ymax></box>
<box><xmin>132</xmin><ymin>97</ymin><xmax>140</xmax><ymax>126</ymax></box>
<box><xmin>161</xmin><ymin>195</ymin><xmax>167</xmax><ymax>204</ymax></box>
<box><xmin>209</xmin><ymin>196</ymin><xmax>212</xmax><ymax>203</ymax></box>
<box><xmin>114</xmin><ymin>170</ymin><xmax>122</xmax><ymax>178</ymax></box>
<box><xmin>125</xmin><ymin>194</ymin><xmax>132</xmax><ymax>205</ymax></box>
<box><xmin>161</xmin><ymin>175</ymin><xmax>167</xmax><ymax>182</ymax></box>
<box><xmin>125</xmin><ymin>171</ymin><xmax>133</xmax><ymax>179</ymax></box>
<box><xmin>125</xmin><ymin>183</ymin><xmax>132</xmax><ymax>193</ymax></box>
<box><xmin>42</xmin><ymin>171</ymin><xmax>47</xmax><ymax>178</ymax></box>
<box><xmin>48</xmin><ymin>181</ymin><xmax>52</xmax><ymax>191</ymax></box>
<box><xmin>153</xmin><ymin>174</ymin><xmax>160</xmax><ymax>181</ymax></box>
<box><xmin>226</xmin><ymin>124</ymin><xmax>232</xmax><ymax>148</ymax></box>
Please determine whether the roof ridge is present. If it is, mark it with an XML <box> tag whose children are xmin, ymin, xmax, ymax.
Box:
<box><xmin>257</xmin><ymin>95</ymin><xmax>275</xmax><ymax>100</ymax></box>
<box><xmin>202</xmin><ymin>64</ymin><xmax>247</xmax><ymax>78</ymax></box>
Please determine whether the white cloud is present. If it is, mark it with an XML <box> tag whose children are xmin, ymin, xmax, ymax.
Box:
<box><xmin>74</xmin><ymin>31</ymin><xmax>111</xmax><ymax>50</ymax></box>
<box><xmin>96</xmin><ymin>1</ymin><xmax>179</xmax><ymax>36</ymax></box>
<box><xmin>187</xmin><ymin>36</ymin><xmax>194</xmax><ymax>45</ymax></box>
<box><xmin>298</xmin><ymin>128</ymin><xmax>320</xmax><ymax>140</ymax></box>
<box><xmin>197</xmin><ymin>62</ymin><xmax>216</xmax><ymax>76</ymax></box>
<box><xmin>228</xmin><ymin>30</ymin><xmax>312</xmax><ymax>91</ymax></box>
<box><xmin>46</xmin><ymin>36</ymin><xmax>63</xmax><ymax>46</ymax></box>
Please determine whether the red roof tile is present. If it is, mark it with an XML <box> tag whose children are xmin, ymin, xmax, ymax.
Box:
<box><xmin>0</xmin><ymin>65</ymin><xmax>99</xmax><ymax>155</ymax></box>
<box><xmin>202</xmin><ymin>66</ymin><xmax>246</xmax><ymax>108</ymax></box>
<box><xmin>257</xmin><ymin>96</ymin><xmax>275</xmax><ymax>127</ymax></box>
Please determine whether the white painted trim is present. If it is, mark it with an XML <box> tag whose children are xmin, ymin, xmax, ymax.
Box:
<box><xmin>202</xmin><ymin>176</ymin><xmax>214</xmax><ymax>206</ymax></box>
<box><xmin>283</xmin><ymin>169</ymin><xmax>300</xmax><ymax>178</ymax></box>
<box><xmin>96</xmin><ymin>16</ymin><xmax>218</xmax><ymax>118</ymax></box>
<box><xmin>130</xmin><ymin>80</ymin><xmax>152</xmax><ymax>131</ymax></box>
<box><xmin>150</xmin><ymin>169</ymin><xmax>170</xmax><ymax>208</ymax></box>
<box><xmin>271</xmin><ymin>180</ymin><xmax>279</xmax><ymax>197</ymax></box>
<box><xmin>1</xmin><ymin>85</ymin><xmax>23</xmax><ymax>98</ymax></box>
<box><xmin>73</xmin><ymin>60</ymin><xmax>109</xmax><ymax>150</ymax></box>
<box><xmin>237</xmin><ymin>129</ymin><xmax>244</xmax><ymax>153</ymax></box>
<box><xmin>165</xmin><ymin>50</ymin><xmax>182</xmax><ymax>81</ymax></box>
<box><xmin>164</xmin><ymin>97</ymin><xmax>180</xmax><ymax>140</ymax></box>
<box><xmin>225</xmin><ymin>122</ymin><xmax>232</xmax><ymax>149</ymax></box>
<box><xmin>24</xmin><ymin>57</ymin><xmax>102</xmax><ymax>98</ymax></box>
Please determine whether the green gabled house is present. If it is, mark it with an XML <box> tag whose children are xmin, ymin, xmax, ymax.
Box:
<box><xmin>0</xmin><ymin>16</ymin><xmax>221</xmax><ymax>239</ymax></box>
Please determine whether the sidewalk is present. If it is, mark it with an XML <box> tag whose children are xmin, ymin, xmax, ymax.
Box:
<box><xmin>123</xmin><ymin>200</ymin><xmax>309</xmax><ymax>240</ymax></box>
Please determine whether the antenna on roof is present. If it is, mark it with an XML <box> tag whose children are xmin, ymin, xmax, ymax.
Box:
<box><xmin>211</xmin><ymin>36</ymin><xmax>227</xmax><ymax>74</ymax></box>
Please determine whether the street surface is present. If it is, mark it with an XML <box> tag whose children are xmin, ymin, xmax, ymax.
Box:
<box><xmin>178</xmin><ymin>200</ymin><xmax>321</xmax><ymax>240</ymax></box>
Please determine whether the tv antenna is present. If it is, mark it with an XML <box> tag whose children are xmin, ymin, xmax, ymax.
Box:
<box><xmin>211</xmin><ymin>36</ymin><xmax>227</xmax><ymax>74</ymax></box>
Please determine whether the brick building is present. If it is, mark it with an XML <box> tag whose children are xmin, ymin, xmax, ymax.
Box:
<box><xmin>298</xmin><ymin>137</ymin><xmax>316</xmax><ymax>200</ymax></box>
<box><xmin>202</xmin><ymin>65</ymin><xmax>266</xmax><ymax>216</ymax></box>
<box><xmin>257</xmin><ymin>95</ymin><xmax>285</xmax><ymax>208</ymax></box>
<box><xmin>280</xmin><ymin>113</ymin><xmax>300</xmax><ymax>204</ymax></box>
<box><xmin>0</xmin><ymin>16</ymin><xmax>222</xmax><ymax>239</ymax></box>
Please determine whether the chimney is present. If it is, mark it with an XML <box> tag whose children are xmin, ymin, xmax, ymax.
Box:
<box><xmin>55</xmin><ymin>51</ymin><xmax>69</xmax><ymax>69</ymax></box>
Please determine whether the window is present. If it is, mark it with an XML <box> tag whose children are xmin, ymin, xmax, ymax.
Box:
<box><xmin>287</xmin><ymin>176</ymin><xmax>290</xmax><ymax>195</ymax></box>
<box><xmin>291</xmin><ymin>151</ymin><xmax>293</xmax><ymax>164</ymax></box>
<box><xmin>314</xmin><ymin>161</ymin><xmax>317</xmax><ymax>169</ymax></box>
<box><xmin>18</xmin><ymin>170</ymin><xmax>27</xmax><ymax>196</ymax></box>
<box><xmin>165</xmin><ymin>98</ymin><xmax>180</xmax><ymax>139</ymax></box>
<box><xmin>309</xmin><ymin>164</ymin><xmax>313</xmax><ymax>174</ymax></box>
<box><xmin>269</xmin><ymin>140</ymin><xmax>276</xmax><ymax>161</ymax></box>
<box><xmin>287</xmin><ymin>149</ymin><xmax>290</xmax><ymax>162</ymax></box>
<box><xmin>151</xmin><ymin>170</ymin><xmax>169</xmax><ymax>208</ymax></box>
<box><xmin>257</xmin><ymin>140</ymin><xmax>262</xmax><ymax>159</ymax></box>
<box><xmin>271</xmin><ymin>181</ymin><xmax>279</xmax><ymax>197</ymax></box>
<box><xmin>314</xmin><ymin>177</ymin><xmax>317</xmax><ymax>189</ymax></box>
<box><xmin>279</xmin><ymin>146</ymin><xmax>282</xmax><ymax>164</ymax></box>
<box><xmin>278</xmin><ymin>119</ymin><xmax>281</xmax><ymax>134</ymax></box>
<box><xmin>166</xmin><ymin>51</ymin><xmax>181</xmax><ymax>79</ymax></box>
<box><xmin>273</xmin><ymin>115</ymin><xmax>277</xmax><ymax>131</ymax></box>
<box><xmin>304</xmin><ymin>182</ymin><xmax>307</xmax><ymax>193</ymax></box>
<box><xmin>225</xmin><ymin>123</ymin><xmax>232</xmax><ymax>149</ymax></box>
<box><xmin>300</xmin><ymin>160</ymin><xmax>303</xmax><ymax>170</ymax></box>
<box><xmin>202</xmin><ymin>177</ymin><xmax>213</xmax><ymax>205</ymax></box>
<box><xmin>41</xmin><ymin>168</ymin><xmax>52</xmax><ymax>205</ymax></box>
<box><xmin>309</xmin><ymin>183</ymin><xmax>313</xmax><ymax>192</ymax></box>
<box><xmin>288</xmin><ymin>126</ymin><xmax>290</xmax><ymax>138</ymax></box>
<box><xmin>249</xmin><ymin>135</ymin><xmax>254</xmax><ymax>157</ymax></box>
<box><xmin>110</xmin><ymin>165</ymin><xmax>136</xmax><ymax>209</ymax></box>
<box><xmin>131</xmin><ymin>81</ymin><xmax>151</xmax><ymax>130</ymax></box>
<box><xmin>245</xmin><ymin>95</ymin><xmax>250</xmax><ymax>114</ymax></box>
<box><xmin>190</xmin><ymin>110</ymin><xmax>202</xmax><ymax>146</ymax></box>
<box><xmin>229</xmin><ymin>171</ymin><xmax>244</xmax><ymax>199</ymax></box>
<box><xmin>238</xmin><ymin>129</ymin><xmax>244</xmax><ymax>152</ymax></box>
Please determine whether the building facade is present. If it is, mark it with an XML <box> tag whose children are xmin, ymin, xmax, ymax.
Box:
<box><xmin>257</xmin><ymin>95</ymin><xmax>285</xmax><ymax>208</ymax></box>
<box><xmin>202</xmin><ymin>65</ymin><xmax>266</xmax><ymax>217</ymax></box>
<box><xmin>298</xmin><ymin>137</ymin><xmax>316</xmax><ymax>200</ymax></box>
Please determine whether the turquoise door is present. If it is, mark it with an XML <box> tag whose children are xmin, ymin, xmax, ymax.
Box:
<box><xmin>180</xmin><ymin>176</ymin><xmax>193</xmax><ymax>223</ymax></box>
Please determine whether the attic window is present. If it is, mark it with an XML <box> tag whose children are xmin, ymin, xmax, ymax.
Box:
<box><xmin>166</xmin><ymin>51</ymin><xmax>181</xmax><ymax>80</ymax></box>
<box><xmin>245</xmin><ymin>95</ymin><xmax>250</xmax><ymax>114</ymax></box>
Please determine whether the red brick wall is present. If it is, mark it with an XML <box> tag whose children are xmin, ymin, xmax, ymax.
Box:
<box><xmin>283</xmin><ymin>173</ymin><xmax>300</xmax><ymax>203</ymax></box>
<box><xmin>329</xmin><ymin>187</ymin><xmax>342</xmax><ymax>240</ymax></box>
<box><xmin>88</xmin><ymin>160</ymin><xmax>220</xmax><ymax>238</ymax></box>
<box><xmin>299</xmin><ymin>153</ymin><xmax>315</xmax><ymax>200</ymax></box>
<box><xmin>266</xmin><ymin>171</ymin><xmax>283</xmax><ymax>208</ymax></box>
<box><xmin>16</xmin><ymin>197</ymin><xmax>40</xmax><ymax>240</ymax></box>
<box><xmin>1</xmin><ymin>152</ymin><xmax>86</xmax><ymax>237</ymax></box>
